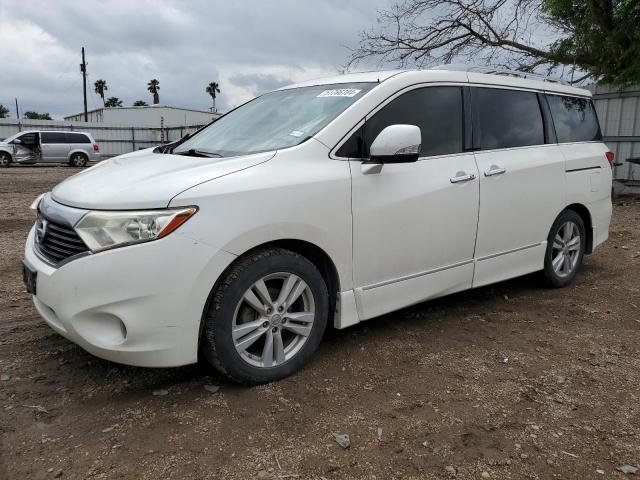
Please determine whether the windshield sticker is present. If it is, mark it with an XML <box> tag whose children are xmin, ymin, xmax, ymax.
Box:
<box><xmin>289</xmin><ymin>130</ymin><xmax>305</xmax><ymax>137</ymax></box>
<box><xmin>317</xmin><ymin>88</ymin><xmax>362</xmax><ymax>98</ymax></box>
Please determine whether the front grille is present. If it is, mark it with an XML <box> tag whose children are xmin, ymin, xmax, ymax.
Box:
<box><xmin>36</xmin><ymin>215</ymin><xmax>90</xmax><ymax>265</ymax></box>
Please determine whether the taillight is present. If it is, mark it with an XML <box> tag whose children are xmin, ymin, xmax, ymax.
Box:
<box><xmin>93</xmin><ymin>143</ymin><xmax>100</xmax><ymax>152</ymax></box>
<box><xmin>605</xmin><ymin>151</ymin><xmax>614</xmax><ymax>166</ymax></box>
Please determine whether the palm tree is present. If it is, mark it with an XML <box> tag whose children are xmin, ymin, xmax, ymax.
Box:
<box><xmin>133</xmin><ymin>100</ymin><xmax>148</xmax><ymax>106</ymax></box>
<box><xmin>104</xmin><ymin>97</ymin><xmax>123</xmax><ymax>107</ymax></box>
<box><xmin>94</xmin><ymin>79</ymin><xmax>108</xmax><ymax>106</ymax></box>
<box><xmin>206</xmin><ymin>82</ymin><xmax>221</xmax><ymax>112</ymax></box>
<box><xmin>0</xmin><ymin>104</ymin><xmax>9</xmax><ymax>118</ymax></box>
<box><xmin>147</xmin><ymin>79</ymin><xmax>160</xmax><ymax>104</ymax></box>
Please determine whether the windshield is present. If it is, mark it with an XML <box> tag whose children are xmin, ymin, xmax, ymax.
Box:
<box><xmin>2</xmin><ymin>132</ymin><xmax>23</xmax><ymax>143</ymax></box>
<box><xmin>173</xmin><ymin>82</ymin><xmax>375</xmax><ymax>157</ymax></box>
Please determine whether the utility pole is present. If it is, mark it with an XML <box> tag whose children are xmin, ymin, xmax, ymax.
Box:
<box><xmin>14</xmin><ymin>98</ymin><xmax>19</xmax><ymax>119</ymax></box>
<box><xmin>80</xmin><ymin>47</ymin><xmax>88</xmax><ymax>122</ymax></box>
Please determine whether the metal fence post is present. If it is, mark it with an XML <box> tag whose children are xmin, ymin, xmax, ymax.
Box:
<box><xmin>131</xmin><ymin>127</ymin><xmax>136</xmax><ymax>151</ymax></box>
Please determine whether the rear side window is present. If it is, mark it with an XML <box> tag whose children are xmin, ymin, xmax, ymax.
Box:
<box><xmin>476</xmin><ymin>88</ymin><xmax>544</xmax><ymax>150</ymax></box>
<box><xmin>546</xmin><ymin>94</ymin><xmax>602</xmax><ymax>143</ymax></box>
<box><xmin>41</xmin><ymin>132</ymin><xmax>67</xmax><ymax>144</ymax></box>
<box><xmin>336</xmin><ymin>86</ymin><xmax>464</xmax><ymax>158</ymax></box>
<box><xmin>67</xmin><ymin>133</ymin><xmax>91</xmax><ymax>143</ymax></box>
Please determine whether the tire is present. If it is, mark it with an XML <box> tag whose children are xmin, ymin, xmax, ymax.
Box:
<box><xmin>0</xmin><ymin>151</ymin><xmax>12</xmax><ymax>167</ymax></box>
<box><xmin>201</xmin><ymin>247</ymin><xmax>329</xmax><ymax>385</ymax></box>
<box><xmin>542</xmin><ymin>210</ymin><xmax>586</xmax><ymax>288</ymax></box>
<box><xmin>69</xmin><ymin>152</ymin><xmax>88</xmax><ymax>167</ymax></box>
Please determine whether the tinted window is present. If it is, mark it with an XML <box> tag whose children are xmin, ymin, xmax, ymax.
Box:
<box><xmin>547</xmin><ymin>94</ymin><xmax>601</xmax><ymax>143</ymax></box>
<box><xmin>15</xmin><ymin>133</ymin><xmax>38</xmax><ymax>147</ymax></box>
<box><xmin>67</xmin><ymin>132</ymin><xmax>91</xmax><ymax>143</ymax></box>
<box><xmin>476</xmin><ymin>88</ymin><xmax>544</xmax><ymax>150</ymax></box>
<box><xmin>336</xmin><ymin>125</ymin><xmax>365</xmax><ymax>158</ymax></box>
<box><xmin>41</xmin><ymin>132</ymin><xmax>67</xmax><ymax>144</ymax></box>
<box><xmin>336</xmin><ymin>86</ymin><xmax>464</xmax><ymax>158</ymax></box>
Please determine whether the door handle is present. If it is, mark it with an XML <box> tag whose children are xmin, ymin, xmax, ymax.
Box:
<box><xmin>450</xmin><ymin>172</ymin><xmax>476</xmax><ymax>183</ymax></box>
<box><xmin>484</xmin><ymin>165</ymin><xmax>506</xmax><ymax>177</ymax></box>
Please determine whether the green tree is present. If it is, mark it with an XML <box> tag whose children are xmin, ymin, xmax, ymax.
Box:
<box><xmin>104</xmin><ymin>97</ymin><xmax>123</xmax><ymax>107</ymax></box>
<box><xmin>147</xmin><ymin>79</ymin><xmax>160</xmax><ymax>104</ymax></box>
<box><xmin>349</xmin><ymin>0</ymin><xmax>640</xmax><ymax>85</ymax></box>
<box><xmin>132</xmin><ymin>100</ymin><xmax>148</xmax><ymax>106</ymax></box>
<box><xmin>0</xmin><ymin>104</ymin><xmax>9</xmax><ymax>118</ymax></box>
<box><xmin>23</xmin><ymin>111</ymin><xmax>52</xmax><ymax>120</ymax></box>
<box><xmin>94</xmin><ymin>79</ymin><xmax>108</xmax><ymax>106</ymax></box>
<box><xmin>206</xmin><ymin>81</ymin><xmax>221</xmax><ymax>112</ymax></box>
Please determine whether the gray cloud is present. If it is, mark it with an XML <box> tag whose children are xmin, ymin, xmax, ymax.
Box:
<box><xmin>228</xmin><ymin>74</ymin><xmax>292</xmax><ymax>96</ymax></box>
<box><xmin>0</xmin><ymin>0</ymin><xmax>391</xmax><ymax>118</ymax></box>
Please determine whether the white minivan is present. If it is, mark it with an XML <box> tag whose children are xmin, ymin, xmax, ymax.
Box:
<box><xmin>24</xmin><ymin>69</ymin><xmax>613</xmax><ymax>384</ymax></box>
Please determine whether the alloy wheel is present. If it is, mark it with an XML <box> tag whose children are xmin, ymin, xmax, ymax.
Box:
<box><xmin>72</xmin><ymin>154</ymin><xmax>86</xmax><ymax>167</ymax></box>
<box><xmin>551</xmin><ymin>221</ymin><xmax>581</xmax><ymax>277</ymax></box>
<box><xmin>232</xmin><ymin>272</ymin><xmax>315</xmax><ymax>368</ymax></box>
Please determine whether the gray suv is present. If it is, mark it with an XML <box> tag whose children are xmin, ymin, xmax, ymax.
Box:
<box><xmin>0</xmin><ymin>130</ymin><xmax>101</xmax><ymax>167</ymax></box>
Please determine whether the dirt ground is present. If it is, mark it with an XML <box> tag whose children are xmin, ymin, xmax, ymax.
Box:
<box><xmin>1</xmin><ymin>166</ymin><xmax>639</xmax><ymax>480</ymax></box>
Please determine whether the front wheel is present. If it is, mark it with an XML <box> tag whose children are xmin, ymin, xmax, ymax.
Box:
<box><xmin>543</xmin><ymin>210</ymin><xmax>586</xmax><ymax>288</ymax></box>
<box><xmin>201</xmin><ymin>248</ymin><xmax>329</xmax><ymax>385</ymax></box>
<box><xmin>0</xmin><ymin>152</ymin><xmax>12</xmax><ymax>167</ymax></box>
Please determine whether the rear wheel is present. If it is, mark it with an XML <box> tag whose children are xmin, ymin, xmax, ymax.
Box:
<box><xmin>201</xmin><ymin>247</ymin><xmax>329</xmax><ymax>385</ymax></box>
<box><xmin>543</xmin><ymin>210</ymin><xmax>586</xmax><ymax>288</ymax></box>
<box><xmin>69</xmin><ymin>152</ymin><xmax>88</xmax><ymax>167</ymax></box>
<box><xmin>0</xmin><ymin>152</ymin><xmax>12</xmax><ymax>167</ymax></box>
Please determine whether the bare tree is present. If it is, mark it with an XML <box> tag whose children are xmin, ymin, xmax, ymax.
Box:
<box><xmin>347</xmin><ymin>0</ymin><xmax>617</xmax><ymax>84</ymax></box>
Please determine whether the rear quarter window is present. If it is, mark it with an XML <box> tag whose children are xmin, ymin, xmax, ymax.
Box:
<box><xmin>546</xmin><ymin>94</ymin><xmax>602</xmax><ymax>143</ymax></box>
<box><xmin>67</xmin><ymin>133</ymin><xmax>91</xmax><ymax>143</ymax></box>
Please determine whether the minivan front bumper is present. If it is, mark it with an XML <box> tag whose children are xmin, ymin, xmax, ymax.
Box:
<box><xmin>24</xmin><ymin>225</ymin><xmax>236</xmax><ymax>367</ymax></box>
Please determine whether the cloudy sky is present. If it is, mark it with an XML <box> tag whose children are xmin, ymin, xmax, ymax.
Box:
<box><xmin>0</xmin><ymin>0</ymin><xmax>393</xmax><ymax>118</ymax></box>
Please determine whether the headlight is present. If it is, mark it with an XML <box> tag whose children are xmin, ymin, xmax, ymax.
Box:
<box><xmin>74</xmin><ymin>207</ymin><xmax>197</xmax><ymax>252</ymax></box>
<box><xmin>30</xmin><ymin>193</ymin><xmax>46</xmax><ymax>212</ymax></box>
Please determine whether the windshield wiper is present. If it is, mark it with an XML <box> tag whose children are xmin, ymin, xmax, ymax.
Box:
<box><xmin>173</xmin><ymin>149</ymin><xmax>222</xmax><ymax>158</ymax></box>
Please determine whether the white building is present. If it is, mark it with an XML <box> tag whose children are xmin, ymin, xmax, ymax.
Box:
<box><xmin>64</xmin><ymin>104</ymin><xmax>220</xmax><ymax>127</ymax></box>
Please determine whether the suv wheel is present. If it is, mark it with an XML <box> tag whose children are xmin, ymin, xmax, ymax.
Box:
<box><xmin>0</xmin><ymin>152</ymin><xmax>12</xmax><ymax>167</ymax></box>
<box><xmin>201</xmin><ymin>247</ymin><xmax>329</xmax><ymax>385</ymax></box>
<box><xmin>543</xmin><ymin>210</ymin><xmax>586</xmax><ymax>288</ymax></box>
<box><xmin>69</xmin><ymin>153</ymin><xmax>88</xmax><ymax>167</ymax></box>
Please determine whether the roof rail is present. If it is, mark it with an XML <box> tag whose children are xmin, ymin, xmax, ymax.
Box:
<box><xmin>431</xmin><ymin>64</ymin><xmax>568</xmax><ymax>86</ymax></box>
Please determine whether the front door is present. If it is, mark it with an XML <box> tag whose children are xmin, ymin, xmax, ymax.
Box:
<box><xmin>13</xmin><ymin>132</ymin><xmax>40</xmax><ymax>163</ymax></box>
<box><xmin>470</xmin><ymin>86</ymin><xmax>565</xmax><ymax>287</ymax></box>
<box><xmin>346</xmin><ymin>85</ymin><xmax>480</xmax><ymax>320</ymax></box>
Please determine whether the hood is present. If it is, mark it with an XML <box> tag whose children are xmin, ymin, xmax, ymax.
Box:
<box><xmin>52</xmin><ymin>148</ymin><xmax>275</xmax><ymax>209</ymax></box>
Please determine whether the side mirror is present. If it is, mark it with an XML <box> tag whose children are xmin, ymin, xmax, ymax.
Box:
<box><xmin>12</xmin><ymin>138</ymin><xmax>22</xmax><ymax>145</ymax></box>
<box><xmin>367</xmin><ymin>124</ymin><xmax>421</xmax><ymax>164</ymax></box>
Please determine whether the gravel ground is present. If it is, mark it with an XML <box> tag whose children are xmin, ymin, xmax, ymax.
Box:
<box><xmin>1</xmin><ymin>166</ymin><xmax>639</xmax><ymax>480</ymax></box>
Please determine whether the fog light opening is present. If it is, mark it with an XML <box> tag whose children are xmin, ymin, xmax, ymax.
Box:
<box><xmin>119</xmin><ymin>320</ymin><xmax>128</xmax><ymax>341</ymax></box>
